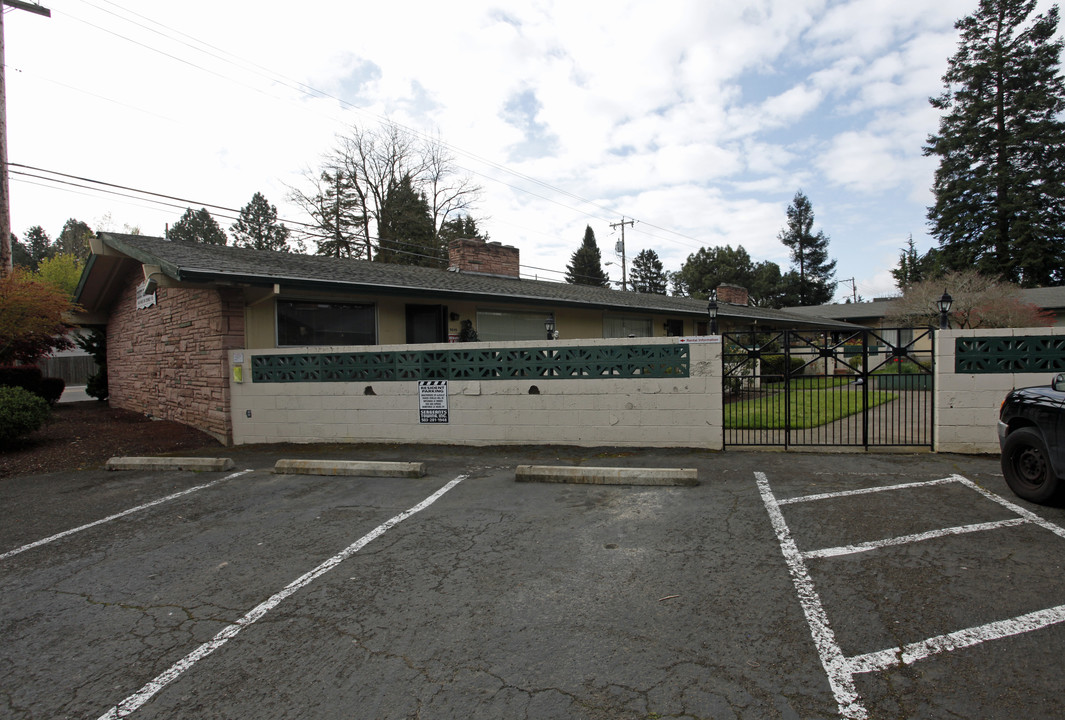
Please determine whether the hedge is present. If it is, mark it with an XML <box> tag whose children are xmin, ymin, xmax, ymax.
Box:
<box><xmin>0</xmin><ymin>365</ymin><xmax>66</xmax><ymax>404</ymax></box>
<box><xmin>0</xmin><ymin>386</ymin><xmax>51</xmax><ymax>444</ymax></box>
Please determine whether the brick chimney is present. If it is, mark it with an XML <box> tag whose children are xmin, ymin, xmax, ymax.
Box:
<box><xmin>715</xmin><ymin>284</ymin><xmax>749</xmax><ymax>306</ymax></box>
<box><xmin>448</xmin><ymin>238</ymin><xmax>520</xmax><ymax>278</ymax></box>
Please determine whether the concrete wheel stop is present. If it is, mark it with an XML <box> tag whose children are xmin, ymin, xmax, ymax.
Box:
<box><xmin>516</xmin><ymin>465</ymin><xmax>698</xmax><ymax>486</ymax></box>
<box><xmin>272</xmin><ymin>459</ymin><xmax>427</xmax><ymax>478</ymax></box>
<box><xmin>105</xmin><ymin>457</ymin><xmax>235</xmax><ymax>472</ymax></box>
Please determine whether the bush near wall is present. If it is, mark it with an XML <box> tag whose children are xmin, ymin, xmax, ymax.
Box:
<box><xmin>0</xmin><ymin>386</ymin><xmax>51</xmax><ymax>444</ymax></box>
<box><xmin>761</xmin><ymin>354</ymin><xmax>806</xmax><ymax>380</ymax></box>
<box><xmin>0</xmin><ymin>365</ymin><xmax>66</xmax><ymax>404</ymax></box>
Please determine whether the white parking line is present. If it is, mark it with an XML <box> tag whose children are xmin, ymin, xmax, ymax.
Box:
<box><xmin>849</xmin><ymin>603</ymin><xmax>1065</xmax><ymax>674</ymax></box>
<box><xmin>802</xmin><ymin>518</ymin><xmax>1028</xmax><ymax>560</ymax></box>
<box><xmin>777</xmin><ymin>477</ymin><xmax>957</xmax><ymax>505</ymax></box>
<box><xmin>758</xmin><ymin>470</ymin><xmax>1065</xmax><ymax>720</ymax></box>
<box><xmin>95</xmin><ymin>473</ymin><xmax>468</xmax><ymax>720</ymax></box>
<box><xmin>0</xmin><ymin>469</ymin><xmax>254</xmax><ymax>562</ymax></box>
<box><xmin>754</xmin><ymin>471</ymin><xmax>867</xmax><ymax>720</ymax></box>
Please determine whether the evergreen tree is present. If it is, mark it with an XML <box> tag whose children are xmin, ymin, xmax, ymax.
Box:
<box><xmin>169</xmin><ymin>208</ymin><xmax>227</xmax><ymax>245</ymax></box>
<box><xmin>891</xmin><ymin>236</ymin><xmax>923</xmax><ymax>291</ymax></box>
<box><xmin>628</xmin><ymin>249</ymin><xmax>668</xmax><ymax>294</ymax></box>
<box><xmin>376</xmin><ymin>174</ymin><xmax>442</xmax><ymax>267</ymax></box>
<box><xmin>926</xmin><ymin>0</ymin><xmax>1065</xmax><ymax>287</ymax></box>
<box><xmin>292</xmin><ymin>169</ymin><xmax>367</xmax><ymax>259</ymax></box>
<box><xmin>231</xmin><ymin>192</ymin><xmax>291</xmax><ymax>252</ymax></box>
<box><xmin>11</xmin><ymin>234</ymin><xmax>32</xmax><ymax>270</ymax></box>
<box><xmin>565</xmin><ymin>225</ymin><xmax>609</xmax><ymax>287</ymax></box>
<box><xmin>673</xmin><ymin>244</ymin><xmax>787</xmax><ymax>306</ymax></box>
<box><xmin>778</xmin><ymin>191</ymin><xmax>836</xmax><ymax>305</ymax></box>
<box><xmin>438</xmin><ymin>215</ymin><xmax>488</xmax><ymax>244</ymax></box>
<box><xmin>56</xmin><ymin>219</ymin><xmax>93</xmax><ymax>261</ymax></box>
<box><xmin>11</xmin><ymin>226</ymin><xmax>52</xmax><ymax>271</ymax></box>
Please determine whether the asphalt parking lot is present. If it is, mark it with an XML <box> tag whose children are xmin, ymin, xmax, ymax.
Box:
<box><xmin>2</xmin><ymin>445</ymin><xmax>1063</xmax><ymax>719</ymax></box>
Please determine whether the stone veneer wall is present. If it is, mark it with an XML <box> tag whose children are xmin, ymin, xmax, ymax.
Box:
<box><xmin>107</xmin><ymin>268</ymin><xmax>244</xmax><ymax>443</ymax></box>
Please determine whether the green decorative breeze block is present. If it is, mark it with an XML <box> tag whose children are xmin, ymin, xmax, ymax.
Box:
<box><xmin>250</xmin><ymin>344</ymin><xmax>690</xmax><ymax>383</ymax></box>
<box><xmin>955</xmin><ymin>335</ymin><xmax>1065</xmax><ymax>374</ymax></box>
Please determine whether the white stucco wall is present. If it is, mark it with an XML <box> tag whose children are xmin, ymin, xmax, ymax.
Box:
<box><xmin>935</xmin><ymin>328</ymin><xmax>1065</xmax><ymax>454</ymax></box>
<box><xmin>229</xmin><ymin>337</ymin><xmax>723</xmax><ymax>449</ymax></box>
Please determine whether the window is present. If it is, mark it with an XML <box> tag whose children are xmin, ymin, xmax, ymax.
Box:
<box><xmin>604</xmin><ymin>315</ymin><xmax>652</xmax><ymax>338</ymax></box>
<box><xmin>476</xmin><ymin>310</ymin><xmax>551</xmax><ymax>341</ymax></box>
<box><xmin>277</xmin><ymin>300</ymin><xmax>376</xmax><ymax>346</ymax></box>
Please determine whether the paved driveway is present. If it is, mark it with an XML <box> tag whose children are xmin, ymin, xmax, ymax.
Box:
<box><xmin>2</xmin><ymin>446</ymin><xmax>1062</xmax><ymax>719</ymax></box>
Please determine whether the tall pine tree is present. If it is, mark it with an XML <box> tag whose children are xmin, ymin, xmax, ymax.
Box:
<box><xmin>778</xmin><ymin>191</ymin><xmax>836</xmax><ymax>305</ymax></box>
<box><xmin>629</xmin><ymin>248</ymin><xmax>668</xmax><ymax>294</ymax></box>
<box><xmin>169</xmin><ymin>208</ymin><xmax>227</xmax><ymax>245</ymax></box>
<box><xmin>565</xmin><ymin>225</ymin><xmax>609</xmax><ymax>287</ymax></box>
<box><xmin>231</xmin><ymin>192</ymin><xmax>291</xmax><ymax>252</ymax></box>
<box><xmin>376</xmin><ymin>174</ymin><xmax>442</xmax><ymax>267</ymax></box>
<box><xmin>925</xmin><ymin>0</ymin><xmax>1065</xmax><ymax>287</ymax></box>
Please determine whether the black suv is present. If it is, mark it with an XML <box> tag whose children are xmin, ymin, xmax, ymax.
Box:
<box><xmin>998</xmin><ymin>373</ymin><xmax>1065</xmax><ymax>503</ymax></box>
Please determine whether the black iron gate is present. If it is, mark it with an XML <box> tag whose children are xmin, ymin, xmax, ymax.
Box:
<box><xmin>722</xmin><ymin>328</ymin><xmax>934</xmax><ymax>448</ymax></box>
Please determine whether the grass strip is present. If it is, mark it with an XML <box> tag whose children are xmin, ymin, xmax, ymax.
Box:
<box><xmin>724</xmin><ymin>389</ymin><xmax>898</xmax><ymax>429</ymax></box>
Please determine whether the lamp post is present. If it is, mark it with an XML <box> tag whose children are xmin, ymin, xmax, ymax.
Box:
<box><xmin>936</xmin><ymin>290</ymin><xmax>953</xmax><ymax>330</ymax></box>
<box><xmin>545</xmin><ymin>314</ymin><xmax>556</xmax><ymax>340</ymax></box>
<box><xmin>707</xmin><ymin>297</ymin><xmax>719</xmax><ymax>336</ymax></box>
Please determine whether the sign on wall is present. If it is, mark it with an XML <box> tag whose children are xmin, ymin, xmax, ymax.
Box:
<box><xmin>418</xmin><ymin>380</ymin><xmax>449</xmax><ymax>423</ymax></box>
<box><xmin>136</xmin><ymin>283</ymin><xmax>157</xmax><ymax>310</ymax></box>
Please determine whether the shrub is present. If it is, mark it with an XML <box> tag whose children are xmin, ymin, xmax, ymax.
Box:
<box><xmin>761</xmin><ymin>354</ymin><xmax>804</xmax><ymax>380</ymax></box>
<box><xmin>0</xmin><ymin>365</ymin><xmax>43</xmax><ymax>395</ymax></box>
<box><xmin>0</xmin><ymin>386</ymin><xmax>51</xmax><ymax>444</ymax></box>
<box><xmin>76</xmin><ymin>328</ymin><xmax>108</xmax><ymax>401</ymax></box>
<box><xmin>86</xmin><ymin>367</ymin><xmax>108</xmax><ymax>402</ymax></box>
<box><xmin>0</xmin><ymin>365</ymin><xmax>65</xmax><ymax>403</ymax></box>
<box><xmin>40</xmin><ymin>376</ymin><xmax>66</xmax><ymax>404</ymax></box>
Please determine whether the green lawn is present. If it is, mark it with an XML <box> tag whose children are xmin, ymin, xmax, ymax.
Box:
<box><xmin>724</xmin><ymin>388</ymin><xmax>898</xmax><ymax>429</ymax></box>
<box><xmin>762</xmin><ymin>376</ymin><xmax>854</xmax><ymax>391</ymax></box>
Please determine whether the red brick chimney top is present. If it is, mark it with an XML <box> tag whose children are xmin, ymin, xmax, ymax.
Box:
<box><xmin>715</xmin><ymin>284</ymin><xmax>749</xmax><ymax>306</ymax></box>
<box><xmin>448</xmin><ymin>238</ymin><xmax>520</xmax><ymax>278</ymax></box>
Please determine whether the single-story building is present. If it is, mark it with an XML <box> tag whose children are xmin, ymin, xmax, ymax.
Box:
<box><xmin>73</xmin><ymin>233</ymin><xmax>854</xmax><ymax>444</ymax></box>
<box><xmin>783</xmin><ymin>286</ymin><xmax>1065</xmax><ymax>331</ymax></box>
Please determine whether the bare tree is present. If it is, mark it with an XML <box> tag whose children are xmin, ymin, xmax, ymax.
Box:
<box><xmin>293</xmin><ymin>122</ymin><xmax>482</xmax><ymax>261</ymax></box>
<box><xmin>288</xmin><ymin>168</ymin><xmax>367</xmax><ymax>258</ymax></box>
<box><xmin>422</xmin><ymin>132</ymin><xmax>481</xmax><ymax>235</ymax></box>
<box><xmin>886</xmin><ymin>270</ymin><xmax>1054</xmax><ymax>328</ymax></box>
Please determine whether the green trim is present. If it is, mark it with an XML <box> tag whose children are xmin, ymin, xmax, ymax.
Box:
<box><xmin>955</xmin><ymin>335</ymin><xmax>1065</xmax><ymax>374</ymax></box>
<box><xmin>251</xmin><ymin>344</ymin><xmax>690</xmax><ymax>383</ymax></box>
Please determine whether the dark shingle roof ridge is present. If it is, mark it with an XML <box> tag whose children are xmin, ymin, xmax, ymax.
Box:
<box><xmin>97</xmin><ymin>233</ymin><xmax>860</xmax><ymax>327</ymax></box>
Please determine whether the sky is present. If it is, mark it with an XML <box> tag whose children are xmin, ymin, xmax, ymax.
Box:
<box><xmin>3</xmin><ymin>0</ymin><xmax>1040</xmax><ymax>302</ymax></box>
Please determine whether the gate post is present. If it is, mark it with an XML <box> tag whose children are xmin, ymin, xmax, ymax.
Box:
<box><xmin>861</xmin><ymin>330</ymin><xmax>869</xmax><ymax>448</ymax></box>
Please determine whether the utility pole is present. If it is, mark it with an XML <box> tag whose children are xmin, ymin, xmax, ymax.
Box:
<box><xmin>609</xmin><ymin>217</ymin><xmax>634</xmax><ymax>291</ymax></box>
<box><xmin>838</xmin><ymin>277</ymin><xmax>857</xmax><ymax>303</ymax></box>
<box><xmin>0</xmin><ymin>0</ymin><xmax>50</xmax><ymax>279</ymax></box>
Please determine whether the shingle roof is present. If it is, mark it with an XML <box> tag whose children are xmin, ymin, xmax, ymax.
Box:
<box><xmin>82</xmin><ymin>233</ymin><xmax>858</xmax><ymax>329</ymax></box>
<box><xmin>782</xmin><ymin>285</ymin><xmax>1065</xmax><ymax>321</ymax></box>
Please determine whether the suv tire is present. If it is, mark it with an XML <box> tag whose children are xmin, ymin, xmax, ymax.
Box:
<box><xmin>1002</xmin><ymin>427</ymin><xmax>1061</xmax><ymax>503</ymax></box>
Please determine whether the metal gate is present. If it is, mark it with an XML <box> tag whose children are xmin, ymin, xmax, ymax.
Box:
<box><xmin>722</xmin><ymin>328</ymin><xmax>934</xmax><ymax>448</ymax></box>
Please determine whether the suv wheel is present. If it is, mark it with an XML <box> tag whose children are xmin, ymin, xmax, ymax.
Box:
<box><xmin>1002</xmin><ymin>427</ymin><xmax>1061</xmax><ymax>503</ymax></box>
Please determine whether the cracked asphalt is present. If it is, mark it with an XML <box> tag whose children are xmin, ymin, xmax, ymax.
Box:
<box><xmin>2</xmin><ymin>445</ymin><xmax>1064</xmax><ymax>719</ymax></box>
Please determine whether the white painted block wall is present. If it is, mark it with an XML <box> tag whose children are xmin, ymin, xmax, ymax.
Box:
<box><xmin>935</xmin><ymin>328</ymin><xmax>1065</xmax><ymax>454</ymax></box>
<box><xmin>229</xmin><ymin>337</ymin><xmax>723</xmax><ymax>449</ymax></box>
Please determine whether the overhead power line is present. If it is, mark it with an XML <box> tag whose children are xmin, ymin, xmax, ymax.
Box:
<box><xmin>52</xmin><ymin>0</ymin><xmax>712</xmax><ymax>256</ymax></box>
